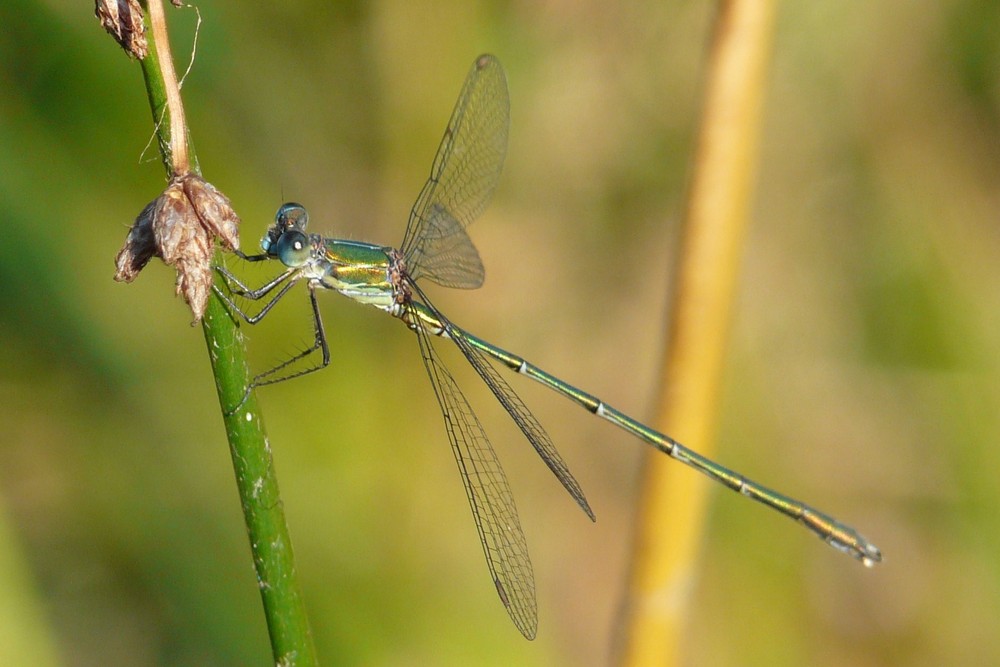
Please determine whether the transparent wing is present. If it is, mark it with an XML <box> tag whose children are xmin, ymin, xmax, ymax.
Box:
<box><xmin>410</xmin><ymin>304</ymin><xmax>537</xmax><ymax>639</ymax></box>
<box><xmin>401</xmin><ymin>54</ymin><xmax>510</xmax><ymax>289</ymax></box>
<box><xmin>451</xmin><ymin>329</ymin><xmax>595</xmax><ymax>523</ymax></box>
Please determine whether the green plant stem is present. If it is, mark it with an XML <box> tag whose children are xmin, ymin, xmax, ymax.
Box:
<box><xmin>136</xmin><ymin>2</ymin><xmax>318</xmax><ymax>664</ymax></box>
<box><xmin>202</xmin><ymin>298</ymin><xmax>318</xmax><ymax>667</ymax></box>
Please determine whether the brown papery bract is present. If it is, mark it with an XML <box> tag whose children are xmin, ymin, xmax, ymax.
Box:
<box><xmin>114</xmin><ymin>173</ymin><xmax>241</xmax><ymax>320</ymax></box>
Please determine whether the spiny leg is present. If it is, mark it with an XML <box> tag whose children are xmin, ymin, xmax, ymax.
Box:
<box><xmin>213</xmin><ymin>265</ymin><xmax>331</xmax><ymax>411</ymax></box>
<box><xmin>249</xmin><ymin>283</ymin><xmax>331</xmax><ymax>388</ymax></box>
<box><xmin>215</xmin><ymin>263</ymin><xmax>298</xmax><ymax>301</ymax></box>
<box><xmin>213</xmin><ymin>274</ymin><xmax>301</xmax><ymax>325</ymax></box>
<box><xmin>232</xmin><ymin>250</ymin><xmax>272</xmax><ymax>263</ymax></box>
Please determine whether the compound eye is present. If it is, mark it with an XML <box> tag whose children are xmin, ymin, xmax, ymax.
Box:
<box><xmin>261</xmin><ymin>203</ymin><xmax>309</xmax><ymax>254</ymax></box>
<box><xmin>275</xmin><ymin>230</ymin><xmax>311</xmax><ymax>267</ymax></box>
<box><xmin>276</xmin><ymin>202</ymin><xmax>309</xmax><ymax>231</ymax></box>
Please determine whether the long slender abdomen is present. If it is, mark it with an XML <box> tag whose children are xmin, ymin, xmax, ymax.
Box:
<box><xmin>454</xmin><ymin>325</ymin><xmax>881</xmax><ymax>567</ymax></box>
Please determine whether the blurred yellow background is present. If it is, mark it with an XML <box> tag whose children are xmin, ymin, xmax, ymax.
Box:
<box><xmin>0</xmin><ymin>1</ymin><xmax>992</xmax><ymax>665</ymax></box>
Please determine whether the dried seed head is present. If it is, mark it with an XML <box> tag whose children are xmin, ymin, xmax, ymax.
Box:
<box><xmin>114</xmin><ymin>200</ymin><xmax>157</xmax><ymax>282</ymax></box>
<box><xmin>114</xmin><ymin>174</ymin><xmax>242</xmax><ymax>320</ymax></box>
<box><xmin>95</xmin><ymin>0</ymin><xmax>147</xmax><ymax>59</ymax></box>
<box><xmin>151</xmin><ymin>179</ymin><xmax>193</xmax><ymax>264</ymax></box>
<box><xmin>182</xmin><ymin>174</ymin><xmax>241</xmax><ymax>252</ymax></box>
<box><xmin>173</xmin><ymin>219</ymin><xmax>215</xmax><ymax>320</ymax></box>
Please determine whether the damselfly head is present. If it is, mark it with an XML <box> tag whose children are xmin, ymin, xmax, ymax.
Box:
<box><xmin>261</xmin><ymin>202</ymin><xmax>309</xmax><ymax>254</ymax></box>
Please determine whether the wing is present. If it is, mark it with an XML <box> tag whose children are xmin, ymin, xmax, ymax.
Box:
<box><xmin>451</xmin><ymin>328</ymin><xmax>595</xmax><ymax>522</ymax></box>
<box><xmin>410</xmin><ymin>303</ymin><xmax>538</xmax><ymax>639</ymax></box>
<box><xmin>401</xmin><ymin>54</ymin><xmax>510</xmax><ymax>289</ymax></box>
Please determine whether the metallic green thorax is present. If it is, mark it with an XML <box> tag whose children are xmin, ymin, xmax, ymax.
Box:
<box><xmin>317</xmin><ymin>239</ymin><xmax>397</xmax><ymax>309</ymax></box>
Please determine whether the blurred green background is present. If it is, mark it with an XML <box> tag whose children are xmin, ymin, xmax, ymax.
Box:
<box><xmin>0</xmin><ymin>1</ymin><xmax>995</xmax><ymax>665</ymax></box>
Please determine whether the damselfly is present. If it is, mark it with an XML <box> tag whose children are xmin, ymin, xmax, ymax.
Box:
<box><xmin>215</xmin><ymin>54</ymin><xmax>881</xmax><ymax>640</ymax></box>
